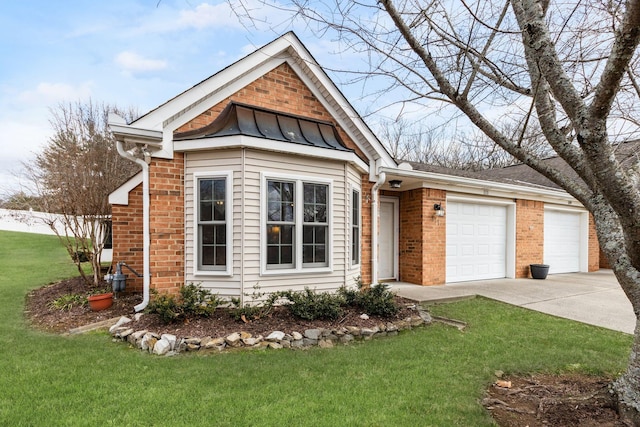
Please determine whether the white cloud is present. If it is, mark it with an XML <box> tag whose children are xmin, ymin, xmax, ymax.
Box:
<box><xmin>18</xmin><ymin>81</ymin><xmax>94</xmax><ymax>105</ymax></box>
<box><xmin>178</xmin><ymin>2</ymin><xmax>241</xmax><ymax>30</ymax></box>
<box><xmin>115</xmin><ymin>51</ymin><xmax>167</xmax><ymax>74</ymax></box>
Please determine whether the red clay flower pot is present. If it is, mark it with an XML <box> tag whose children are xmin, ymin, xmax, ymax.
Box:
<box><xmin>87</xmin><ymin>293</ymin><xmax>113</xmax><ymax>311</ymax></box>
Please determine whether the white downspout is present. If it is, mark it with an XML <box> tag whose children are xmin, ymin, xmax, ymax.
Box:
<box><xmin>371</xmin><ymin>170</ymin><xmax>386</xmax><ymax>285</ymax></box>
<box><xmin>116</xmin><ymin>141</ymin><xmax>151</xmax><ymax>312</ymax></box>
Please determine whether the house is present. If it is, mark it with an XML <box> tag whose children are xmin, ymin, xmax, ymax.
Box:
<box><xmin>108</xmin><ymin>32</ymin><xmax>600</xmax><ymax>310</ymax></box>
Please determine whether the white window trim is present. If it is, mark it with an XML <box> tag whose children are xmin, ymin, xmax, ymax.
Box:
<box><xmin>350</xmin><ymin>184</ymin><xmax>361</xmax><ymax>269</ymax></box>
<box><xmin>260</xmin><ymin>171</ymin><xmax>334</xmax><ymax>276</ymax></box>
<box><xmin>193</xmin><ymin>171</ymin><xmax>233</xmax><ymax>277</ymax></box>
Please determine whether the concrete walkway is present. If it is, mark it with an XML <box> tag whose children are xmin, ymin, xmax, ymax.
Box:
<box><xmin>391</xmin><ymin>269</ymin><xmax>636</xmax><ymax>334</ymax></box>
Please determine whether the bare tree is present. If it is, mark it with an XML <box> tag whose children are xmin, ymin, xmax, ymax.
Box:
<box><xmin>25</xmin><ymin>100</ymin><xmax>139</xmax><ymax>287</ymax></box>
<box><xmin>235</xmin><ymin>0</ymin><xmax>640</xmax><ymax>420</ymax></box>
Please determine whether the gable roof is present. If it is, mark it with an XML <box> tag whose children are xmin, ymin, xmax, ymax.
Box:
<box><xmin>118</xmin><ymin>32</ymin><xmax>395</xmax><ymax>170</ymax></box>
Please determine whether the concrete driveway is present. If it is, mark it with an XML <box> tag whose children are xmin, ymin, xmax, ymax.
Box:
<box><xmin>391</xmin><ymin>269</ymin><xmax>636</xmax><ymax>334</ymax></box>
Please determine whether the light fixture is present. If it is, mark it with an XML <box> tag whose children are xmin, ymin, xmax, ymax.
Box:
<box><xmin>389</xmin><ymin>179</ymin><xmax>402</xmax><ymax>189</ymax></box>
<box><xmin>434</xmin><ymin>203</ymin><xmax>445</xmax><ymax>217</ymax></box>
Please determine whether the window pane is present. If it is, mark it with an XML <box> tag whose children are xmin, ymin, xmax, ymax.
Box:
<box><xmin>314</xmin><ymin>245</ymin><xmax>325</xmax><ymax>263</ymax></box>
<box><xmin>215</xmin><ymin>225</ymin><xmax>226</xmax><ymax>244</ymax></box>
<box><xmin>214</xmin><ymin>179</ymin><xmax>225</xmax><ymax>200</ymax></box>
<box><xmin>214</xmin><ymin>201</ymin><xmax>225</xmax><ymax>221</ymax></box>
<box><xmin>267</xmin><ymin>246</ymin><xmax>279</xmax><ymax>264</ymax></box>
<box><xmin>202</xmin><ymin>246</ymin><xmax>215</xmax><ymax>265</ymax></box>
<box><xmin>200</xmin><ymin>201</ymin><xmax>212</xmax><ymax>222</ymax></box>
<box><xmin>202</xmin><ymin>225</ymin><xmax>214</xmax><ymax>244</ymax></box>
<box><xmin>303</xmin><ymin>244</ymin><xmax>313</xmax><ymax>263</ymax></box>
<box><xmin>200</xmin><ymin>179</ymin><xmax>212</xmax><ymax>201</ymax></box>
<box><xmin>281</xmin><ymin>245</ymin><xmax>293</xmax><ymax>264</ymax></box>
<box><xmin>215</xmin><ymin>246</ymin><xmax>226</xmax><ymax>266</ymax></box>
<box><xmin>303</xmin><ymin>225</ymin><xmax>313</xmax><ymax>244</ymax></box>
<box><xmin>281</xmin><ymin>225</ymin><xmax>293</xmax><ymax>244</ymax></box>
<box><xmin>315</xmin><ymin>226</ymin><xmax>326</xmax><ymax>244</ymax></box>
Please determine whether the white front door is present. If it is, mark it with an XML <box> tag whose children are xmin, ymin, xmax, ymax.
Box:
<box><xmin>378</xmin><ymin>198</ymin><xmax>398</xmax><ymax>280</ymax></box>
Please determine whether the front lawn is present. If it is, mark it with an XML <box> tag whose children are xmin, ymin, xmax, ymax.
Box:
<box><xmin>0</xmin><ymin>230</ymin><xmax>631</xmax><ymax>426</ymax></box>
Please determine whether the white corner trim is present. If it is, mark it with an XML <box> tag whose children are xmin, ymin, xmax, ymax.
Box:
<box><xmin>108</xmin><ymin>172</ymin><xmax>143</xmax><ymax>205</ymax></box>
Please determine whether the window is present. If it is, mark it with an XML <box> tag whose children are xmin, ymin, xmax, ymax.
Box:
<box><xmin>196</xmin><ymin>173</ymin><xmax>232</xmax><ymax>274</ymax></box>
<box><xmin>263</xmin><ymin>175</ymin><xmax>331</xmax><ymax>272</ymax></box>
<box><xmin>303</xmin><ymin>183</ymin><xmax>328</xmax><ymax>267</ymax></box>
<box><xmin>267</xmin><ymin>180</ymin><xmax>295</xmax><ymax>268</ymax></box>
<box><xmin>351</xmin><ymin>189</ymin><xmax>360</xmax><ymax>266</ymax></box>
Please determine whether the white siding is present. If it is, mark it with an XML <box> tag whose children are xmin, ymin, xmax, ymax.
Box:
<box><xmin>184</xmin><ymin>148</ymin><xmax>363</xmax><ymax>301</ymax></box>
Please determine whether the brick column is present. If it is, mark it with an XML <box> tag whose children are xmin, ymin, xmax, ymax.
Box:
<box><xmin>360</xmin><ymin>177</ymin><xmax>373</xmax><ymax>285</ymax></box>
<box><xmin>515</xmin><ymin>199</ymin><xmax>544</xmax><ymax>278</ymax></box>
<box><xmin>399</xmin><ymin>188</ymin><xmax>446</xmax><ymax>285</ymax></box>
<box><xmin>149</xmin><ymin>154</ymin><xmax>185</xmax><ymax>294</ymax></box>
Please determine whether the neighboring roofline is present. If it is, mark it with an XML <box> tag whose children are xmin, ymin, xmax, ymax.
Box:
<box><xmin>109</xmin><ymin>172</ymin><xmax>143</xmax><ymax>205</ymax></box>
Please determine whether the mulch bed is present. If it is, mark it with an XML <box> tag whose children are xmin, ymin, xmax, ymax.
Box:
<box><xmin>25</xmin><ymin>277</ymin><xmax>628</xmax><ymax>426</ymax></box>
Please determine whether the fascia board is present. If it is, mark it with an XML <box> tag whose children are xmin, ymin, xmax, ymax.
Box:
<box><xmin>109</xmin><ymin>172</ymin><xmax>143</xmax><ymax>205</ymax></box>
<box><xmin>174</xmin><ymin>135</ymin><xmax>369</xmax><ymax>173</ymax></box>
<box><xmin>380</xmin><ymin>166</ymin><xmax>580</xmax><ymax>205</ymax></box>
<box><xmin>108</xmin><ymin>122</ymin><xmax>163</xmax><ymax>147</ymax></box>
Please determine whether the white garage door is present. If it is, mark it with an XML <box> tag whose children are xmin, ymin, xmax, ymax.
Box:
<box><xmin>544</xmin><ymin>210</ymin><xmax>581</xmax><ymax>274</ymax></box>
<box><xmin>446</xmin><ymin>202</ymin><xmax>507</xmax><ymax>282</ymax></box>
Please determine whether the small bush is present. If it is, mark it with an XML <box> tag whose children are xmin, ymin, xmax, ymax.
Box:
<box><xmin>229</xmin><ymin>286</ymin><xmax>278</xmax><ymax>322</ymax></box>
<box><xmin>147</xmin><ymin>283</ymin><xmax>222</xmax><ymax>324</ymax></box>
<box><xmin>48</xmin><ymin>293</ymin><xmax>87</xmax><ymax>311</ymax></box>
<box><xmin>277</xmin><ymin>288</ymin><xmax>345</xmax><ymax>320</ymax></box>
<box><xmin>356</xmin><ymin>283</ymin><xmax>399</xmax><ymax>317</ymax></box>
<box><xmin>338</xmin><ymin>278</ymin><xmax>399</xmax><ymax>317</ymax></box>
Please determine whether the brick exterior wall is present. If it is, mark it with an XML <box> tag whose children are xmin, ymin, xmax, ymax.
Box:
<box><xmin>175</xmin><ymin>62</ymin><xmax>368</xmax><ymax>161</ymax></box>
<box><xmin>148</xmin><ymin>154</ymin><xmax>184</xmax><ymax>295</ymax></box>
<box><xmin>111</xmin><ymin>184</ymin><xmax>144</xmax><ymax>292</ymax></box>
<box><xmin>398</xmin><ymin>188</ymin><xmax>446</xmax><ymax>285</ymax></box>
<box><xmin>515</xmin><ymin>199</ymin><xmax>544</xmax><ymax>278</ymax></box>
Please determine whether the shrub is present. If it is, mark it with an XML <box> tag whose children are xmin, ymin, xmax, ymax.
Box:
<box><xmin>338</xmin><ymin>278</ymin><xmax>399</xmax><ymax>317</ymax></box>
<box><xmin>48</xmin><ymin>293</ymin><xmax>87</xmax><ymax>311</ymax></box>
<box><xmin>277</xmin><ymin>288</ymin><xmax>345</xmax><ymax>320</ymax></box>
<box><xmin>229</xmin><ymin>286</ymin><xmax>278</xmax><ymax>322</ymax></box>
<box><xmin>356</xmin><ymin>283</ymin><xmax>399</xmax><ymax>317</ymax></box>
<box><xmin>147</xmin><ymin>283</ymin><xmax>222</xmax><ymax>324</ymax></box>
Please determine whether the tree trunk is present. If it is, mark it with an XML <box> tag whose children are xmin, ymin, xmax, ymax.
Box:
<box><xmin>613</xmin><ymin>318</ymin><xmax>640</xmax><ymax>426</ymax></box>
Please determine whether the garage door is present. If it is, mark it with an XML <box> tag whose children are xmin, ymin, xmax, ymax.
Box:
<box><xmin>544</xmin><ymin>210</ymin><xmax>581</xmax><ymax>274</ymax></box>
<box><xmin>446</xmin><ymin>201</ymin><xmax>507</xmax><ymax>282</ymax></box>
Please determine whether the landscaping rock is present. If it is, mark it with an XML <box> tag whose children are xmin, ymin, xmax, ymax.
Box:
<box><xmin>109</xmin><ymin>316</ymin><xmax>132</xmax><ymax>333</ymax></box>
<box><xmin>160</xmin><ymin>334</ymin><xmax>177</xmax><ymax>351</ymax></box>
<box><xmin>204</xmin><ymin>337</ymin><xmax>226</xmax><ymax>348</ymax></box>
<box><xmin>225</xmin><ymin>332</ymin><xmax>241</xmax><ymax>346</ymax></box>
<box><xmin>266</xmin><ymin>331</ymin><xmax>285</xmax><ymax>341</ymax></box>
<box><xmin>153</xmin><ymin>339</ymin><xmax>171</xmax><ymax>355</ymax></box>
<box><xmin>304</xmin><ymin>329</ymin><xmax>321</xmax><ymax>340</ymax></box>
<box><xmin>291</xmin><ymin>331</ymin><xmax>303</xmax><ymax>340</ymax></box>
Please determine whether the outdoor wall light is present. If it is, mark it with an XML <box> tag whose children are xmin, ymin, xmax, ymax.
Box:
<box><xmin>434</xmin><ymin>203</ymin><xmax>445</xmax><ymax>217</ymax></box>
<box><xmin>389</xmin><ymin>179</ymin><xmax>402</xmax><ymax>189</ymax></box>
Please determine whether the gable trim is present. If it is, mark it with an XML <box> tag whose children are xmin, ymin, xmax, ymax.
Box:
<box><xmin>109</xmin><ymin>172</ymin><xmax>143</xmax><ymax>205</ymax></box>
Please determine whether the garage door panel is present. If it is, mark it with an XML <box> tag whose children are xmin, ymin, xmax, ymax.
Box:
<box><xmin>544</xmin><ymin>210</ymin><xmax>581</xmax><ymax>274</ymax></box>
<box><xmin>446</xmin><ymin>201</ymin><xmax>507</xmax><ymax>282</ymax></box>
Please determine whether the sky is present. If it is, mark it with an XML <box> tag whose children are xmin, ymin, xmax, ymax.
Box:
<box><xmin>0</xmin><ymin>0</ymin><xmax>374</xmax><ymax>196</ymax></box>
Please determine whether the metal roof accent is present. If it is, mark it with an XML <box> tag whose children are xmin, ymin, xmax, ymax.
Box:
<box><xmin>174</xmin><ymin>102</ymin><xmax>353</xmax><ymax>152</ymax></box>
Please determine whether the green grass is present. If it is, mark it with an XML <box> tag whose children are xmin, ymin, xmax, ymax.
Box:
<box><xmin>0</xmin><ymin>230</ymin><xmax>632</xmax><ymax>426</ymax></box>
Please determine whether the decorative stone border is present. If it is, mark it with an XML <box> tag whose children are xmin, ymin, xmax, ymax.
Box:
<box><xmin>109</xmin><ymin>308</ymin><xmax>433</xmax><ymax>356</ymax></box>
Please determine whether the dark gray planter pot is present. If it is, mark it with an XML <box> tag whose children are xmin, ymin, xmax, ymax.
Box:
<box><xmin>530</xmin><ymin>264</ymin><xmax>550</xmax><ymax>280</ymax></box>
